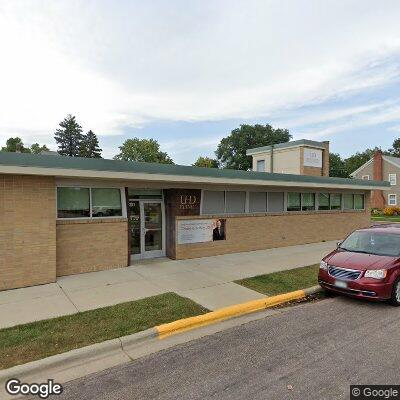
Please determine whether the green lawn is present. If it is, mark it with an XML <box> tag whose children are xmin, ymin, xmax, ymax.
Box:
<box><xmin>0</xmin><ymin>293</ymin><xmax>208</xmax><ymax>370</ymax></box>
<box><xmin>371</xmin><ymin>215</ymin><xmax>400</xmax><ymax>222</ymax></box>
<box><xmin>235</xmin><ymin>264</ymin><xmax>320</xmax><ymax>296</ymax></box>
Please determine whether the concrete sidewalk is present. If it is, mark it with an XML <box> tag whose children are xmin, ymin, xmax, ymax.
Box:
<box><xmin>0</xmin><ymin>241</ymin><xmax>335</xmax><ymax>329</ymax></box>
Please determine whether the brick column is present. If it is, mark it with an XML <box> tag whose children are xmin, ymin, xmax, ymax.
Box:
<box><xmin>322</xmin><ymin>141</ymin><xmax>330</xmax><ymax>176</ymax></box>
<box><xmin>371</xmin><ymin>150</ymin><xmax>386</xmax><ymax>208</ymax></box>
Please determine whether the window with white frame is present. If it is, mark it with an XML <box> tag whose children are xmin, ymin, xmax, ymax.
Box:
<box><xmin>361</xmin><ymin>175</ymin><xmax>370</xmax><ymax>180</ymax></box>
<box><xmin>388</xmin><ymin>194</ymin><xmax>397</xmax><ymax>206</ymax></box>
<box><xmin>57</xmin><ymin>187</ymin><xmax>123</xmax><ymax>219</ymax></box>
<box><xmin>389</xmin><ymin>174</ymin><xmax>397</xmax><ymax>186</ymax></box>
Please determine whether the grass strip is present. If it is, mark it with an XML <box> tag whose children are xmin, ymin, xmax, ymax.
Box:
<box><xmin>235</xmin><ymin>264</ymin><xmax>319</xmax><ymax>296</ymax></box>
<box><xmin>0</xmin><ymin>292</ymin><xmax>208</xmax><ymax>370</ymax></box>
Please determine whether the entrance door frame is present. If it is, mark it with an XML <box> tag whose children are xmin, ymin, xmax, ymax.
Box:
<box><xmin>130</xmin><ymin>198</ymin><xmax>166</xmax><ymax>261</ymax></box>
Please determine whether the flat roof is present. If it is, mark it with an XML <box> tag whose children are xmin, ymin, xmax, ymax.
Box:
<box><xmin>0</xmin><ymin>152</ymin><xmax>389</xmax><ymax>190</ymax></box>
<box><xmin>246</xmin><ymin>139</ymin><xmax>327</xmax><ymax>155</ymax></box>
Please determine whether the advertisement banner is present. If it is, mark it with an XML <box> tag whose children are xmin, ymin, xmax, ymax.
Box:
<box><xmin>177</xmin><ymin>219</ymin><xmax>226</xmax><ymax>244</ymax></box>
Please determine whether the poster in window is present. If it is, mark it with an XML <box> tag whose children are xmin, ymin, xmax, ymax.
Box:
<box><xmin>212</xmin><ymin>219</ymin><xmax>226</xmax><ymax>241</ymax></box>
<box><xmin>177</xmin><ymin>219</ymin><xmax>226</xmax><ymax>244</ymax></box>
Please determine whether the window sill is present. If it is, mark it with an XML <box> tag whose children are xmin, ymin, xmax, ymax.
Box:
<box><xmin>57</xmin><ymin>217</ymin><xmax>128</xmax><ymax>225</ymax></box>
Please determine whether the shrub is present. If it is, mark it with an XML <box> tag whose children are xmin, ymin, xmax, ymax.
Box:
<box><xmin>371</xmin><ymin>208</ymin><xmax>383</xmax><ymax>216</ymax></box>
<box><xmin>383</xmin><ymin>206</ymin><xmax>400</xmax><ymax>216</ymax></box>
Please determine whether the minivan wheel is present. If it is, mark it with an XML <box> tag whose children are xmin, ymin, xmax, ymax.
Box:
<box><xmin>389</xmin><ymin>278</ymin><xmax>400</xmax><ymax>306</ymax></box>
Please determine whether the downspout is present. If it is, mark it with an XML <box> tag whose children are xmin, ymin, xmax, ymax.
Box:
<box><xmin>270</xmin><ymin>145</ymin><xmax>274</xmax><ymax>173</ymax></box>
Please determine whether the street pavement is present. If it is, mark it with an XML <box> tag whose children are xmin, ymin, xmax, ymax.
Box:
<box><xmin>57</xmin><ymin>296</ymin><xmax>400</xmax><ymax>400</ymax></box>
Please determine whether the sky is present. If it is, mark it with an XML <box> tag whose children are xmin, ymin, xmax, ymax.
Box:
<box><xmin>1</xmin><ymin>0</ymin><xmax>400</xmax><ymax>164</ymax></box>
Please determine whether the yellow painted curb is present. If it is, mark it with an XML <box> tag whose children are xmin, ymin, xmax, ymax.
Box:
<box><xmin>156</xmin><ymin>288</ymin><xmax>309</xmax><ymax>339</ymax></box>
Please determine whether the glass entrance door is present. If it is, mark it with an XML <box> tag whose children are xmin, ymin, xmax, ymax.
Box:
<box><xmin>129</xmin><ymin>199</ymin><xmax>164</xmax><ymax>260</ymax></box>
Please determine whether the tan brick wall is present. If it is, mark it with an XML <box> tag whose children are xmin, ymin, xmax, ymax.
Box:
<box><xmin>56</xmin><ymin>218</ymin><xmax>128</xmax><ymax>276</ymax></box>
<box><xmin>302</xmin><ymin>166</ymin><xmax>323</xmax><ymax>176</ymax></box>
<box><xmin>176</xmin><ymin>195</ymin><xmax>370</xmax><ymax>259</ymax></box>
<box><xmin>0</xmin><ymin>174</ymin><xmax>56</xmax><ymax>291</ymax></box>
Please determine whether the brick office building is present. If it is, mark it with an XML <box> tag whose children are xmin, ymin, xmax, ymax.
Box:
<box><xmin>0</xmin><ymin>150</ymin><xmax>388</xmax><ymax>291</ymax></box>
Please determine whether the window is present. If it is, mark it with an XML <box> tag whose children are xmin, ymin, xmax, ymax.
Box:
<box><xmin>318</xmin><ymin>193</ymin><xmax>330</xmax><ymax>210</ymax></box>
<box><xmin>225</xmin><ymin>191</ymin><xmax>246</xmax><ymax>213</ymax></box>
<box><xmin>287</xmin><ymin>192</ymin><xmax>301</xmax><ymax>211</ymax></box>
<box><xmin>389</xmin><ymin>174</ymin><xmax>397</xmax><ymax>186</ymax></box>
<box><xmin>57</xmin><ymin>187</ymin><xmax>122</xmax><ymax>219</ymax></box>
<box><xmin>330</xmin><ymin>194</ymin><xmax>342</xmax><ymax>210</ymax></box>
<box><xmin>202</xmin><ymin>191</ymin><xmax>225</xmax><ymax>214</ymax></box>
<box><xmin>354</xmin><ymin>194</ymin><xmax>365</xmax><ymax>210</ymax></box>
<box><xmin>249</xmin><ymin>192</ymin><xmax>267</xmax><ymax>213</ymax></box>
<box><xmin>343</xmin><ymin>193</ymin><xmax>354</xmax><ymax>210</ymax></box>
<box><xmin>267</xmin><ymin>192</ymin><xmax>284</xmax><ymax>212</ymax></box>
<box><xmin>256</xmin><ymin>159</ymin><xmax>265</xmax><ymax>172</ymax></box>
<box><xmin>362</xmin><ymin>175</ymin><xmax>370</xmax><ymax>180</ymax></box>
<box><xmin>57</xmin><ymin>187</ymin><xmax>90</xmax><ymax>218</ymax></box>
<box><xmin>301</xmin><ymin>193</ymin><xmax>315</xmax><ymax>211</ymax></box>
<box><xmin>92</xmin><ymin>188</ymin><xmax>122</xmax><ymax>217</ymax></box>
<box><xmin>389</xmin><ymin>194</ymin><xmax>397</xmax><ymax>206</ymax></box>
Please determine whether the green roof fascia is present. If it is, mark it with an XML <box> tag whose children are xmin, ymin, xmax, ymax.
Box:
<box><xmin>246</xmin><ymin>139</ymin><xmax>327</xmax><ymax>155</ymax></box>
<box><xmin>0</xmin><ymin>152</ymin><xmax>389</xmax><ymax>189</ymax></box>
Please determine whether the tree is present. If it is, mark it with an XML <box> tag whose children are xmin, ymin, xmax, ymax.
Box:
<box><xmin>192</xmin><ymin>156</ymin><xmax>219</xmax><ymax>168</ymax></box>
<box><xmin>1</xmin><ymin>137</ymin><xmax>31</xmax><ymax>153</ymax></box>
<box><xmin>114</xmin><ymin>138</ymin><xmax>174</xmax><ymax>164</ymax></box>
<box><xmin>329</xmin><ymin>153</ymin><xmax>348</xmax><ymax>178</ymax></box>
<box><xmin>215</xmin><ymin>124</ymin><xmax>291</xmax><ymax>170</ymax></box>
<box><xmin>388</xmin><ymin>138</ymin><xmax>400</xmax><ymax>157</ymax></box>
<box><xmin>80</xmin><ymin>130</ymin><xmax>102</xmax><ymax>158</ymax></box>
<box><xmin>344</xmin><ymin>148</ymin><xmax>380</xmax><ymax>177</ymax></box>
<box><xmin>30</xmin><ymin>143</ymin><xmax>50</xmax><ymax>154</ymax></box>
<box><xmin>54</xmin><ymin>114</ymin><xmax>83</xmax><ymax>156</ymax></box>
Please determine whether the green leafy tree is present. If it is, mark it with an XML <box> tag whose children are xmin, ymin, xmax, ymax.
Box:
<box><xmin>329</xmin><ymin>153</ymin><xmax>348</xmax><ymax>177</ymax></box>
<box><xmin>215</xmin><ymin>124</ymin><xmax>291</xmax><ymax>170</ymax></box>
<box><xmin>344</xmin><ymin>148</ymin><xmax>381</xmax><ymax>176</ymax></box>
<box><xmin>1</xmin><ymin>137</ymin><xmax>31</xmax><ymax>153</ymax></box>
<box><xmin>30</xmin><ymin>143</ymin><xmax>50</xmax><ymax>154</ymax></box>
<box><xmin>80</xmin><ymin>130</ymin><xmax>102</xmax><ymax>158</ymax></box>
<box><xmin>192</xmin><ymin>156</ymin><xmax>219</xmax><ymax>168</ymax></box>
<box><xmin>388</xmin><ymin>138</ymin><xmax>400</xmax><ymax>157</ymax></box>
<box><xmin>54</xmin><ymin>114</ymin><xmax>83</xmax><ymax>157</ymax></box>
<box><xmin>114</xmin><ymin>138</ymin><xmax>174</xmax><ymax>164</ymax></box>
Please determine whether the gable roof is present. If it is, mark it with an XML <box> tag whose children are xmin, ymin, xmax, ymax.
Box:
<box><xmin>0</xmin><ymin>152</ymin><xmax>389</xmax><ymax>190</ymax></box>
<box><xmin>350</xmin><ymin>155</ymin><xmax>400</xmax><ymax>177</ymax></box>
<box><xmin>246</xmin><ymin>139</ymin><xmax>327</xmax><ymax>155</ymax></box>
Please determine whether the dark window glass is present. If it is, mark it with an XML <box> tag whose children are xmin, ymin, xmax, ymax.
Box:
<box><xmin>287</xmin><ymin>192</ymin><xmax>301</xmax><ymax>211</ymax></box>
<box><xmin>330</xmin><ymin>194</ymin><xmax>342</xmax><ymax>210</ymax></box>
<box><xmin>57</xmin><ymin>187</ymin><xmax>90</xmax><ymax>218</ymax></box>
<box><xmin>92</xmin><ymin>188</ymin><xmax>122</xmax><ymax>217</ymax></box>
<box><xmin>354</xmin><ymin>194</ymin><xmax>365</xmax><ymax>210</ymax></box>
<box><xmin>301</xmin><ymin>193</ymin><xmax>315</xmax><ymax>211</ymax></box>
<box><xmin>318</xmin><ymin>193</ymin><xmax>330</xmax><ymax>210</ymax></box>
<box><xmin>344</xmin><ymin>193</ymin><xmax>354</xmax><ymax>210</ymax></box>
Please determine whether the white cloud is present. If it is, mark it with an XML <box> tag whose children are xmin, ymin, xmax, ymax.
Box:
<box><xmin>1</xmin><ymin>0</ymin><xmax>400</xmax><ymax>148</ymax></box>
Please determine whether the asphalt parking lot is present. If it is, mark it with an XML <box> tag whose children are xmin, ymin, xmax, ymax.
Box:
<box><xmin>58</xmin><ymin>295</ymin><xmax>400</xmax><ymax>400</ymax></box>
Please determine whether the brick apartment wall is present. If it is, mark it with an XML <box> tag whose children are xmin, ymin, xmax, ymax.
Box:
<box><xmin>175</xmin><ymin>196</ymin><xmax>370</xmax><ymax>259</ymax></box>
<box><xmin>56</xmin><ymin>218</ymin><xmax>128</xmax><ymax>276</ymax></box>
<box><xmin>0</xmin><ymin>174</ymin><xmax>56</xmax><ymax>291</ymax></box>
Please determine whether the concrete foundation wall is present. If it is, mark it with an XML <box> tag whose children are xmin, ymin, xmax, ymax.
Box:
<box><xmin>175</xmin><ymin>202</ymin><xmax>370</xmax><ymax>259</ymax></box>
<box><xmin>56</xmin><ymin>219</ymin><xmax>128</xmax><ymax>276</ymax></box>
<box><xmin>0</xmin><ymin>174</ymin><xmax>56</xmax><ymax>291</ymax></box>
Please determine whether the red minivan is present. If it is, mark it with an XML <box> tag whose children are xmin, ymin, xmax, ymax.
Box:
<box><xmin>318</xmin><ymin>225</ymin><xmax>400</xmax><ymax>306</ymax></box>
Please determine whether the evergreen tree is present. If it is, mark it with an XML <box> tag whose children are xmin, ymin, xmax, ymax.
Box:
<box><xmin>80</xmin><ymin>130</ymin><xmax>102</xmax><ymax>158</ymax></box>
<box><xmin>54</xmin><ymin>114</ymin><xmax>83</xmax><ymax>156</ymax></box>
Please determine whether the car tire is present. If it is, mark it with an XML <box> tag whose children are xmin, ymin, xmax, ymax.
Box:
<box><xmin>322</xmin><ymin>287</ymin><xmax>336</xmax><ymax>297</ymax></box>
<box><xmin>389</xmin><ymin>278</ymin><xmax>400</xmax><ymax>307</ymax></box>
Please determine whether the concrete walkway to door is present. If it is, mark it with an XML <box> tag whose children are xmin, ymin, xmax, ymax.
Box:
<box><xmin>0</xmin><ymin>241</ymin><xmax>336</xmax><ymax>329</ymax></box>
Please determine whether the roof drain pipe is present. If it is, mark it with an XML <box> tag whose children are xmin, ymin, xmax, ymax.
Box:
<box><xmin>270</xmin><ymin>144</ymin><xmax>274</xmax><ymax>173</ymax></box>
